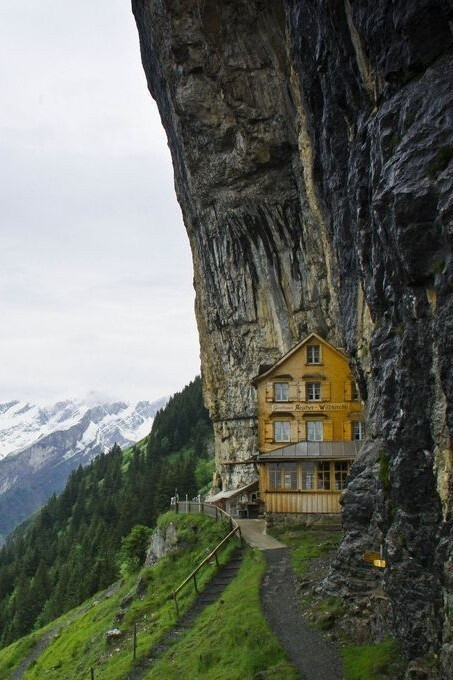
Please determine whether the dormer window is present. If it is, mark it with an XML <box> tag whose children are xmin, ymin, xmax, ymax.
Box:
<box><xmin>274</xmin><ymin>382</ymin><xmax>289</xmax><ymax>402</ymax></box>
<box><xmin>307</xmin><ymin>345</ymin><xmax>320</xmax><ymax>364</ymax></box>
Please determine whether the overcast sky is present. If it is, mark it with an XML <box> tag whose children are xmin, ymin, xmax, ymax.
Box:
<box><xmin>0</xmin><ymin>0</ymin><xmax>200</xmax><ymax>404</ymax></box>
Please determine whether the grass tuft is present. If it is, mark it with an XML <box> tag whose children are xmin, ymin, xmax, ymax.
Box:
<box><xmin>342</xmin><ymin>639</ymin><xmax>403</xmax><ymax>679</ymax></box>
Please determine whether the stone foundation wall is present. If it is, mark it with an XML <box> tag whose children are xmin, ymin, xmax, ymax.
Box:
<box><xmin>265</xmin><ymin>512</ymin><xmax>342</xmax><ymax>532</ymax></box>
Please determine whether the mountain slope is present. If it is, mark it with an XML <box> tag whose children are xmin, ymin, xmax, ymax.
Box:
<box><xmin>0</xmin><ymin>377</ymin><xmax>214</xmax><ymax>648</ymax></box>
<box><xmin>0</xmin><ymin>514</ymin><xmax>296</xmax><ymax>680</ymax></box>
<box><xmin>0</xmin><ymin>398</ymin><xmax>166</xmax><ymax>543</ymax></box>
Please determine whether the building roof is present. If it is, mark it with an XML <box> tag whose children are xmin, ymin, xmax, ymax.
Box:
<box><xmin>257</xmin><ymin>440</ymin><xmax>361</xmax><ymax>461</ymax></box>
<box><xmin>208</xmin><ymin>480</ymin><xmax>259</xmax><ymax>504</ymax></box>
<box><xmin>252</xmin><ymin>332</ymin><xmax>347</xmax><ymax>385</ymax></box>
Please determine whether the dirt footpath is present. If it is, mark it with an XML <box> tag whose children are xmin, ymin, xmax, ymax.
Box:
<box><xmin>237</xmin><ymin>520</ymin><xmax>343</xmax><ymax>679</ymax></box>
<box><xmin>261</xmin><ymin>548</ymin><xmax>343</xmax><ymax>680</ymax></box>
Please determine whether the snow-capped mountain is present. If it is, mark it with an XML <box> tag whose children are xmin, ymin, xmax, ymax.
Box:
<box><xmin>0</xmin><ymin>397</ymin><xmax>167</xmax><ymax>544</ymax></box>
<box><xmin>0</xmin><ymin>398</ymin><xmax>165</xmax><ymax>461</ymax></box>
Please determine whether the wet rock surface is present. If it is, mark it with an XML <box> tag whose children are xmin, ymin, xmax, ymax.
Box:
<box><xmin>132</xmin><ymin>0</ymin><xmax>453</xmax><ymax>670</ymax></box>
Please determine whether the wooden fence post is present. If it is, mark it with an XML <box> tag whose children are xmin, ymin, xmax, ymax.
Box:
<box><xmin>90</xmin><ymin>668</ymin><xmax>94</xmax><ymax>680</ymax></box>
<box><xmin>193</xmin><ymin>573</ymin><xmax>198</xmax><ymax>593</ymax></box>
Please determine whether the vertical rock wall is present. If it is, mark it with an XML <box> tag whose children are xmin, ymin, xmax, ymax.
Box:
<box><xmin>286</xmin><ymin>1</ymin><xmax>453</xmax><ymax>670</ymax></box>
<box><xmin>132</xmin><ymin>0</ymin><xmax>341</xmax><ymax>488</ymax></box>
<box><xmin>132</xmin><ymin>0</ymin><xmax>453</xmax><ymax>669</ymax></box>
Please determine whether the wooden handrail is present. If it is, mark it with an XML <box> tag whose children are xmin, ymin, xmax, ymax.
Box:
<box><xmin>170</xmin><ymin>502</ymin><xmax>242</xmax><ymax>615</ymax></box>
<box><xmin>174</xmin><ymin>525</ymin><xmax>240</xmax><ymax>598</ymax></box>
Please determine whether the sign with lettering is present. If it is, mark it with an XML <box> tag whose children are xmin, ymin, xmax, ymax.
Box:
<box><xmin>271</xmin><ymin>403</ymin><xmax>348</xmax><ymax>413</ymax></box>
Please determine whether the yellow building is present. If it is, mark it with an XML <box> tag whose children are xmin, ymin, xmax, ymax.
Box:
<box><xmin>252</xmin><ymin>332</ymin><xmax>364</xmax><ymax>517</ymax></box>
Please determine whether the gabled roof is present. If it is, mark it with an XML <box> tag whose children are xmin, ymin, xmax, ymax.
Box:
<box><xmin>252</xmin><ymin>332</ymin><xmax>347</xmax><ymax>385</ymax></box>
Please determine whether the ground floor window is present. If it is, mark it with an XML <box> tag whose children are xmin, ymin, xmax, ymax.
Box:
<box><xmin>267</xmin><ymin>460</ymin><xmax>353</xmax><ymax>492</ymax></box>
<box><xmin>302</xmin><ymin>461</ymin><xmax>316</xmax><ymax>489</ymax></box>
<box><xmin>268</xmin><ymin>462</ymin><xmax>297</xmax><ymax>490</ymax></box>
<box><xmin>317</xmin><ymin>461</ymin><xmax>330</xmax><ymax>490</ymax></box>
<box><xmin>334</xmin><ymin>461</ymin><xmax>350</xmax><ymax>490</ymax></box>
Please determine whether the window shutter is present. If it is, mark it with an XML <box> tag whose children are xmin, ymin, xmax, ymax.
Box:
<box><xmin>265</xmin><ymin>382</ymin><xmax>273</xmax><ymax>402</ymax></box>
<box><xmin>298</xmin><ymin>421</ymin><xmax>307</xmax><ymax>441</ymax></box>
<box><xmin>344</xmin><ymin>381</ymin><xmax>352</xmax><ymax>401</ymax></box>
<box><xmin>323</xmin><ymin>421</ymin><xmax>333</xmax><ymax>441</ymax></box>
<box><xmin>299</xmin><ymin>381</ymin><xmax>307</xmax><ymax>401</ymax></box>
<box><xmin>343</xmin><ymin>420</ymin><xmax>352</xmax><ymax>441</ymax></box>
<box><xmin>290</xmin><ymin>420</ymin><xmax>298</xmax><ymax>442</ymax></box>
<box><xmin>289</xmin><ymin>382</ymin><xmax>298</xmax><ymax>401</ymax></box>
<box><xmin>322</xmin><ymin>381</ymin><xmax>331</xmax><ymax>402</ymax></box>
<box><xmin>264</xmin><ymin>422</ymin><xmax>274</xmax><ymax>442</ymax></box>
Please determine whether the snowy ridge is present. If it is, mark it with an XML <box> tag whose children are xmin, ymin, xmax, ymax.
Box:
<box><xmin>0</xmin><ymin>398</ymin><xmax>166</xmax><ymax>461</ymax></box>
<box><xmin>0</xmin><ymin>396</ymin><xmax>168</xmax><ymax>543</ymax></box>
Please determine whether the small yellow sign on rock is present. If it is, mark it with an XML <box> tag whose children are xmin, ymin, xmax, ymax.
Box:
<box><xmin>363</xmin><ymin>551</ymin><xmax>386</xmax><ymax>568</ymax></box>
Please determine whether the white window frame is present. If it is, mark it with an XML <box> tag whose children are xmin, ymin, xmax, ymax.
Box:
<box><xmin>306</xmin><ymin>345</ymin><xmax>321</xmax><ymax>364</ymax></box>
<box><xmin>307</xmin><ymin>382</ymin><xmax>321</xmax><ymax>401</ymax></box>
<box><xmin>353</xmin><ymin>421</ymin><xmax>364</xmax><ymax>440</ymax></box>
<box><xmin>274</xmin><ymin>421</ymin><xmax>291</xmax><ymax>443</ymax></box>
<box><xmin>307</xmin><ymin>421</ymin><xmax>323</xmax><ymax>441</ymax></box>
<box><xmin>274</xmin><ymin>382</ymin><xmax>289</xmax><ymax>402</ymax></box>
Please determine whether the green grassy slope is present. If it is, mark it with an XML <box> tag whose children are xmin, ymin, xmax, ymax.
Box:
<box><xmin>0</xmin><ymin>513</ymin><xmax>296</xmax><ymax>680</ymax></box>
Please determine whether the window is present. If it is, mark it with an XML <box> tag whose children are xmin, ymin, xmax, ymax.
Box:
<box><xmin>334</xmin><ymin>462</ymin><xmax>350</xmax><ymax>490</ymax></box>
<box><xmin>274</xmin><ymin>382</ymin><xmax>289</xmax><ymax>402</ymax></box>
<box><xmin>351</xmin><ymin>382</ymin><xmax>359</xmax><ymax>400</ymax></box>
<box><xmin>268</xmin><ymin>463</ymin><xmax>283</xmax><ymax>489</ymax></box>
<box><xmin>307</xmin><ymin>421</ymin><xmax>323</xmax><ymax>441</ymax></box>
<box><xmin>317</xmin><ymin>461</ymin><xmax>331</xmax><ymax>490</ymax></box>
<box><xmin>274</xmin><ymin>421</ymin><xmax>290</xmax><ymax>442</ymax></box>
<box><xmin>302</xmin><ymin>462</ymin><xmax>316</xmax><ymax>490</ymax></box>
<box><xmin>353</xmin><ymin>421</ymin><xmax>364</xmax><ymax>440</ymax></box>
<box><xmin>283</xmin><ymin>462</ymin><xmax>297</xmax><ymax>489</ymax></box>
<box><xmin>307</xmin><ymin>382</ymin><xmax>321</xmax><ymax>401</ymax></box>
<box><xmin>307</xmin><ymin>345</ymin><xmax>320</xmax><ymax>364</ymax></box>
<box><xmin>268</xmin><ymin>462</ymin><xmax>297</xmax><ymax>490</ymax></box>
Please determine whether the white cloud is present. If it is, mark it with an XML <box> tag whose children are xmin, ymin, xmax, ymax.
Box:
<box><xmin>0</xmin><ymin>0</ymin><xmax>200</xmax><ymax>403</ymax></box>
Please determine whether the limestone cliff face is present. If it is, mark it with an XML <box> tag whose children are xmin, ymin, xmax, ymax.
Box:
<box><xmin>132</xmin><ymin>0</ymin><xmax>453</xmax><ymax>670</ymax></box>
<box><xmin>132</xmin><ymin>0</ymin><xmax>342</xmax><ymax>489</ymax></box>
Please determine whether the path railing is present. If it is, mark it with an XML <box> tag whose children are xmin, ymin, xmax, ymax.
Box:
<box><xmin>169</xmin><ymin>500</ymin><xmax>242</xmax><ymax>615</ymax></box>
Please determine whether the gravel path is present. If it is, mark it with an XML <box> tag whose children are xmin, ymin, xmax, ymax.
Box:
<box><xmin>237</xmin><ymin>519</ymin><xmax>286</xmax><ymax>550</ymax></box>
<box><xmin>261</xmin><ymin>547</ymin><xmax>344</xmax><ymax>680</ymax></box>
